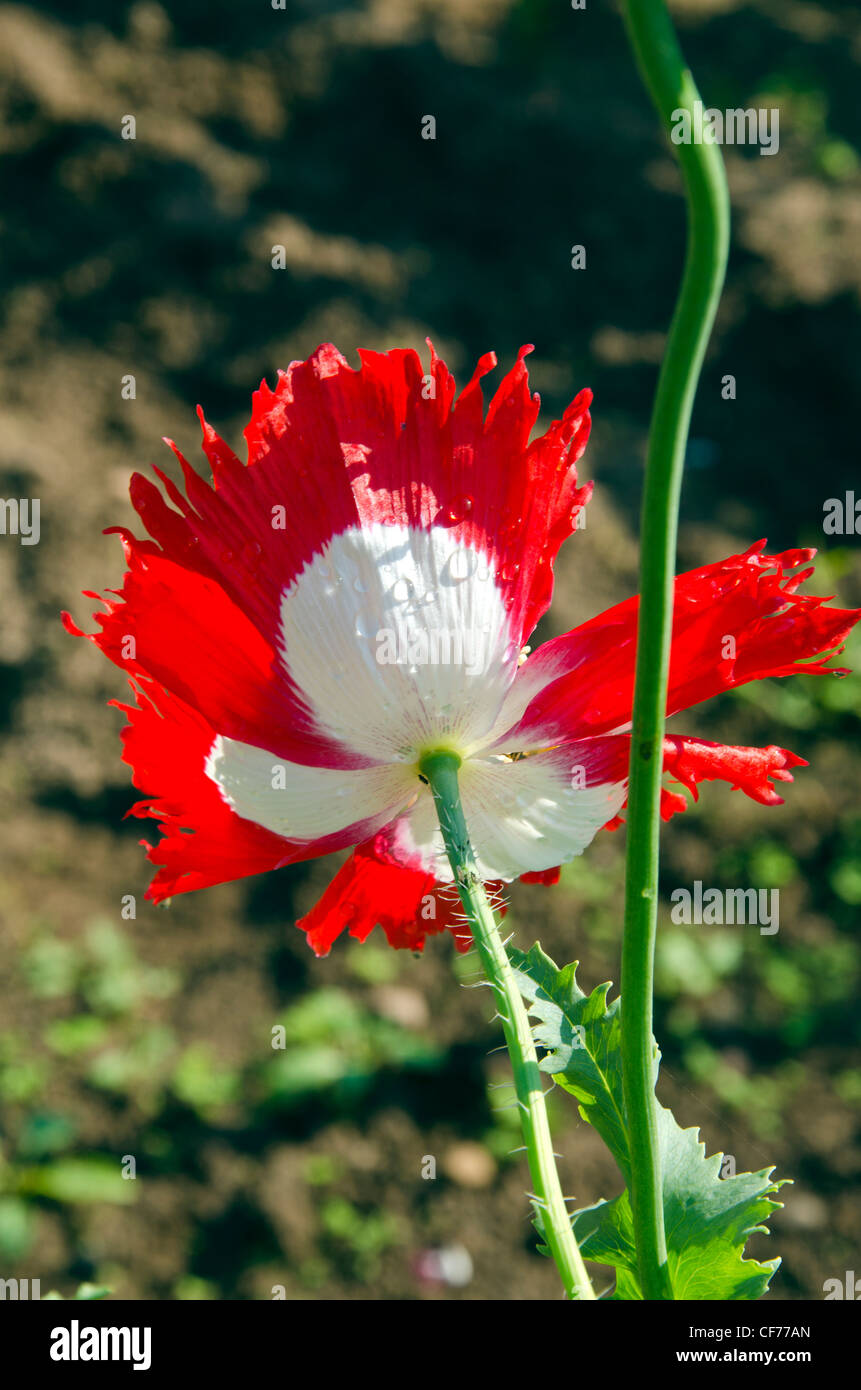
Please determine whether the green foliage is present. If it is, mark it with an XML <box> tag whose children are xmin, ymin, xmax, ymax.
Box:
<box><xmin>87</xmin><ymin>1024</ymin><xmax>175</xmax><ymax>1099</ymax></box>
<box><xmin>22</xmin><ymin>922</ymin><xmax>178</xmax><ymax>1018</ymax></box>
<box><xmin>657</xmin><ymin>929</ymin><xmax>743</xmax><ymax>999</ymax></box>
<box><xmin>17</xmin><ymin>1111</ymin><xmax>78</xmax><ymax>1158</ymax></box>
<box><xmin>344</xmin><ymin>942</ymin><xmax>401</xmax><ymax>985</ymax></box>
<box><xmin>0</xmin><ymin>1196</ymin><xmax>35</xmax><ymax>1260</ymax></box>
<box><xmin>304</xmin><ymin>1153</ymin><xmax>343</xmax><ymax>1186</ymax></box>
<box><xmin>45</xmin><ymin>1015</ymin><xmax>109</xmax><ymax>1056</ymax></box>
<box><xmin>21</xmin><ymin>935</ymin><xmax>79</xmax><ymax>998</ymax></box>
<box><xmin>80</xmin><ymin>922</ymin><xmax>178</xmax><ymax>1016</ymax></box>
<box><xmin>262</xmin><ymin>987</ymin><xmax>442</xmax><ymax>1109</ymax></box>
<box><xmin>0</xmin><ymin>1039</ymin><xmax>48</xmax><ymax>1104</ymax></box>
<box><xmin>43</xmin><ymin>1283</ymin><xmax>111</xmax><ymax>1301</ymax></box>
<box><xmin>319</xmin><ymin>1196</ymin><xmax>399</xmax><ymax>1280</ymax></box>
<box><xmin>510</xmin><ymin>943</ymin><xmax>785</xmax><ymax>1300</ymax></box>
<box><xmin>13</xmin><ymin>1156</ymin><xmax>136</xmax><ymax>1206</ymax></box>
<box><xmin>171</xmin><ymin>1044</ymin><xmax>240</xmax><ymax>1119</ymax></box>
<box><xmin>173</xmin><ymin>1276</ymin><xmax>218</xmax><ymax>1300</ymax></box>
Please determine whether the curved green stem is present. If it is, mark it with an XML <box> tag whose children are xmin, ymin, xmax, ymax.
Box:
<box><xmin>618</xmin><ymin>1</ymin><xmax>730</xmax><ymax>1300</ymax></box>
<box><xmin>419</xmin><ymin>749</ymin><xmax>596</xmax><ymax>1301</ymax></box>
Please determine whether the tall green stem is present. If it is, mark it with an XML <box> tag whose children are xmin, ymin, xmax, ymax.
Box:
<box><xmin>618</xmin><ymin>1</ymin><xmax>730</xmax><ymax>1300</ymax></box>
<box><xmin>419</xmin><ymin>749</ymin><xmax>596</xmax><ymax>1301</ymax></box>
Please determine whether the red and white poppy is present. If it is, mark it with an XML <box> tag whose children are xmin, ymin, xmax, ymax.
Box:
<box><xmin>64</xmin><ymin>343</ymin><xmax>859</xmax><ymax>955</ymax></box>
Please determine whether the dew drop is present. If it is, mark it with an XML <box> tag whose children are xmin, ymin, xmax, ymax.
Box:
<box><xmin>445</xmin><ymin>549</ymin><xmax>478</xmax><ymax>584</ymax></box>
<box><xmin>445</xmin><ymin>494</ymin><xmax>474</xmax><ymax>523</ymax></box>
<box><xmin>241</xmin><ymin>540</ymin><xmax>264</xmax><ymax>574</ymax></box>
<box><xmin>392</xmin><ymin>576</ymin><xmax>415</xmax><ymax>604</ymax></box>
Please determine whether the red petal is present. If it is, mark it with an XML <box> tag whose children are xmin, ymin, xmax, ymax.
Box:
<box><xmin>661</xmin><ymin>734</ymin><xmax>807</xmax><ymax>808</ymax></box>
<box><xmin>297</xmin><ymin>832</ymin><xmax>508</xmax><ymax>955</ymax></box>
<box><xmin>117</xmin><ymin>680</ymin><xmax>407</xmax><ymax>903</ymax></box>
<box><xmin>86</xmin><ymin>344</ymin><xmax>593</xmax><ymax>664</ymax></box>
<box><xmin>520</xmin><ymin>866</ymin><xmax>562</xmax><ymax>885</ymax></box>
<box><xmin>117</xmin><ymin>679</ymin><xmax>292</xmax><ymax>902</ymax></box>
<box><xmin>598</xmin><ymin>732</ymin><xmax>807</xmax><ymax>829</ymax></box>
<box><xmin>499</xmin><ymin>543</ymin><xmax>860</xmax><ymax>745</ymax></box>
<box><xmin>67</xmin><ymin>535</ymin><xmax>370</xmax><ymax>769</ymax></box>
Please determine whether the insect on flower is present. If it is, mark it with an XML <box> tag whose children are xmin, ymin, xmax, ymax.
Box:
<box><xmin>64</xmin><ymin>344</ymin><xmax>860</xmax><ymax>955</ymax></box>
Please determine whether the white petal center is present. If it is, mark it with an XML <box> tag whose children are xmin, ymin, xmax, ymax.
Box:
<box><xmin>278</xmin><ymin>523</ymin><xmax>519</xmax><ymax>762</ymax></box>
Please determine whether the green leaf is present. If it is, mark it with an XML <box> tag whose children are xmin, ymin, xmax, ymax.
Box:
<box><xmin>510</xmin><ymin>942</ymin><xmax>635</xmax><ymax>1180</ymax></box>
<box><xmin>509</xmin><ymin>942</ymin><xmax>785</xmax><ymax>1300</ymax></box>
<box><xmin>14</xmin><ymin>1157</ymin><xmax>136</xmax><ymax>1206</ymax></box>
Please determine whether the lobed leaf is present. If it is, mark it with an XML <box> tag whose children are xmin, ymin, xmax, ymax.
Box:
<box><xmin>509</xmin><ymin>942</ymin><xmax>785</xmax><ymax>1300</ymax></box>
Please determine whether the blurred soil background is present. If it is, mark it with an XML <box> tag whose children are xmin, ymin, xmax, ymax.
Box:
<box><xmin>0</xmin><ymin>0</ymin><xmax>859</xmax><ymax>1299</ymax></box>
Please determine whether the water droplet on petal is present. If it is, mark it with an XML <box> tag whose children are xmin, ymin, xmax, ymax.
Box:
<box><xmin>392</xmin><ymin>576</ymin><xmax>415</xmax><ymax>604</ymax></box>
<box><xmin>240</xmin><ymin>540</ymin><xmax>264</xmax><ymax>575</ymax></box>
<box><xmin>444</xmin><ymin>549</ymin><xmax>478</xmax><ymax>584</ymax></box>
<box><xmin>445</xmin><ymin>494</ymin><xmax>474</xmax><ymax>523</ymax></box>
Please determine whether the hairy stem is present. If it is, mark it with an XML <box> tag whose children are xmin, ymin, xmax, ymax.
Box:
<box><xmin>618</xmin><ymin>0</ymin><xmax>730</xmax><ymax>1300</ymax></box>
<box><xmin>419</xmin><ymin>749</ymin><xmax>596</xmax><ymax>1301</ymax></box>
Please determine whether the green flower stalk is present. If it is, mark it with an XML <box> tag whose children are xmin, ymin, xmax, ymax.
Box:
<box><xmin>618</xmin><ymin>0</ymin><xmax>730</xmax><ymax>1300</ymax></box>
<box><xmin>420</xmin><ymin>748</ymin><xmax>596</xmax><ymax>1301</ymax></box>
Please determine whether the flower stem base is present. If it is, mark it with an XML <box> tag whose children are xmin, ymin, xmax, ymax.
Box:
<box><xmin>419</xmin><ymin>749</ymin><xmax>596</xmax><ymax>1301</ymax></box>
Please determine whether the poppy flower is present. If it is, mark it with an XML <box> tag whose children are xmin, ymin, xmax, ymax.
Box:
<box><xmin>63</xmin><ymin>343</ymin><xmax>859</xmax><ymax>956</ymax></box>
